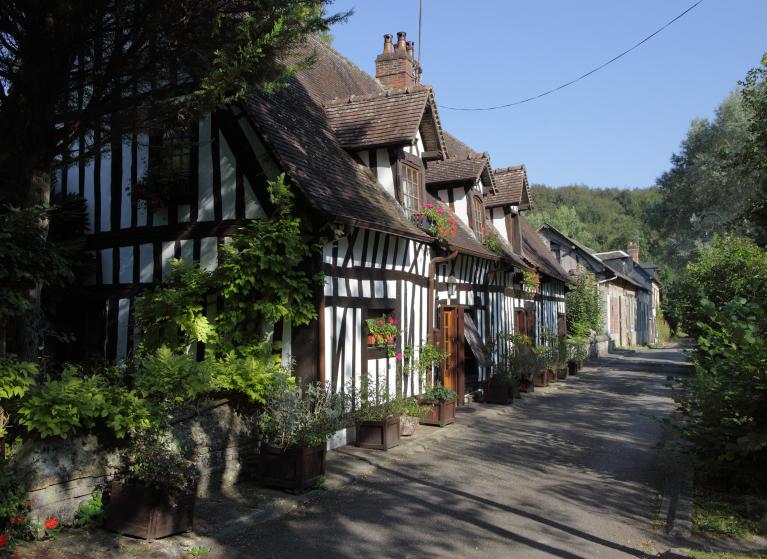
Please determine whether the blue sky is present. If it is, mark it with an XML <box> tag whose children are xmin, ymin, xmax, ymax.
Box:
<box><xmin>328</xmin><ymin>0</ymin><xmax>767</xmax><ymax>188</ymax></box>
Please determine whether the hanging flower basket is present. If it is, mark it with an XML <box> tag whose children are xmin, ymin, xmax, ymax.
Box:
<box><xmin>523</xmin><ymin>270</ymin><xmax>541</xmax><ymax>294</ymax></box>
<box><xmin>482</xmin><ymin>227</ymin><xmax>503</xmax><ymax>254</ymax></box>
<box><xmin>412</xmin><ymin>202</ymin><xmax>457</xmax><ymax>241</ymax></box>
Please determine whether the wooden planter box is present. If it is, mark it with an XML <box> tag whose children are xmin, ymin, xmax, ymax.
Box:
<box><xmin>557</xmin><ymin>367</ymin><xmax>568</xmax><ymax>380</ymax></box>
<box><xmin>105</xmin><ymin>480</ymin><xmax>195</xmax><ymax>540</ymax></box>
<box><xmin>419</xmin><ymin>398</ymin><xmax>456</xmax><ymax>427</ymax></box>
<box><xmin>568</xmin><ymin>361</ymin><xmax>578</xmax><ymax>375</ymax></box>
<box><xmin>533</xmin><ymin>369</ymin><xmax>548</xmax><ymax>387</ymax></box>
<box><xmin>546</xmin><ymin>368</ymin><xmax>558</xmax><ymax>383</ymax></box>
<box><xmin>260</xmin><ymin>444</ymin><xmax>326</xmax><ymax>493</ymax></box>
<box><xmin>484</xmin><ymin>380</ymin><xmax>513</xmax><ymax>405</ymax></box>
<box><xmin>356</xmin><ymin>416</ymin><xmax>400</xmax><ymax>450</ymax></box>
<box><xmin>519</xmin><ymin>378</ymin><xmax>534</xmax><ymax>393</ymax></box>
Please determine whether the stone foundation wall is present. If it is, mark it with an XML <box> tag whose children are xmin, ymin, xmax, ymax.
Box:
<box><xmin>12</xmin><ymin>400</ymin><xmax>259</xmax><ymax>523</ymax></box>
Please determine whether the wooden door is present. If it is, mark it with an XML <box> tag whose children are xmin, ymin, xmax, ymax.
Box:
<box><xmin>441</xmin><ymin>307</ymin><xmax>459</xmax><ymax>394</ymax></box>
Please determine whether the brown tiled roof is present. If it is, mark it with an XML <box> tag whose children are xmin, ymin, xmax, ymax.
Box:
<box><xmin>443</xmin><ymin>131</ymin><xmax>480</xmax><ymax>159</ymax></box>
<box><xmin>520</xmin><ymin>215</ymin><xmax>572</xmax><ymax>284</ymax></box>
<box><xmin>486</xmin><ymin>165</ymin><xmax>529</xmax><ymax>208</ymax></box>
<box><xmin>241</xmin><ymin>36</ymin><xmax>429</xmax><ymax>241</ymax></box>
<box><xmin>425</xmin><ymin>157</ymin><xmax>488</xmax><ymax>185</ymax></box>
<box><xmin>324</xmin><ymin>87</ymin><xmax>433</xmax><ymax>150</ymax></box>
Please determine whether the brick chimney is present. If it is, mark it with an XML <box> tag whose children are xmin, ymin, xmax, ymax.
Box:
<box><xmin>375</xmin><ymin>31</ymin><xmax>421</xmax><ymax>90</ymax></box>
<box><xmin>627</xmin><ymin>241</ymin><xmax>640</xmax><ymax>262</ymax></box>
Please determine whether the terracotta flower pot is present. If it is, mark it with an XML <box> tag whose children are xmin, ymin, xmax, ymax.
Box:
<box><xmin>367</xmin><ymin>334</ymin><xmax>376</xmax><ymax>345</ymax></box>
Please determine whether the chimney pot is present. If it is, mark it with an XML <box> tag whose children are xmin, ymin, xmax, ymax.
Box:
<box><xmin>627</xmin><ymin>240</ymin><xmax>640</xmax><ymax>262</ymax></box>
<box><xmin>396</xmin><ymin>31</ymin><xmax>407</xmax><ymax>53</ymax></box>
<box><xmin>383</xmin><ymin>33</ymin><xmax>393</xmax><ymax>53</ymax></box>
<box><xmin>406</xmin><ymin>40</ymin><xmax>414</xmax><ymax>58</ymax></box>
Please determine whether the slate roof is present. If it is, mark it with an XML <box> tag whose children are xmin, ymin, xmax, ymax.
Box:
<box><xmin>241</xmin><ymin>35</ymin><xmax>430</xmax><ymax>240</ymax></box>
<box><xmin>519</xmin><ymin>216</ymin><xmax>572</xmax><ymax>284</ymax></box>
<box><xmin>486</xmin><ymin>165</ymin><xmax>531</xmax><ymax>209</ymax></box>
<box><xmin>323</xmin><ymin>86</ymin><xmax>444</xmax><ymax>151</ymax></box>
<box><xmin>425</xmin><ymin>157</ymin><xmax>489</xmax><ymax>185</ymax></box>
<box><xmin>593</xmin><ymin>250</ymin><xmax>630</xmax><ymax>261</ymax></box>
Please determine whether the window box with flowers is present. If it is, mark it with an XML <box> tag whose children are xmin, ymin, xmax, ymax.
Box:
<box><xmin>412</xmin><ymin>202</ymin><xmax>457</xmax><ymax>242</ymax></box>
<box><xmin>105</xmin><ymin>432</ymin><xmax>198</xmax><ymax>540</ymax></box>
<box><xmin>482</xmin><ymin>227</ymin><xmax>503</xmax><ymax>255</ymax></box>
<box><xmin>523</xmin><ymin>270</ymin><xmax>541</xmax><ymax>294</ymax></box>
<box><xmin>365</xmin><ymin>314</ymin><xmax>399</xmax><ymax>352</ymax></box>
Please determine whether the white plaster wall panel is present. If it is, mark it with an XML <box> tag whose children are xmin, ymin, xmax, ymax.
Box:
<box><xmin>335</xmin><ymin>237</ymin><xmax>348</xmax><ymax>268</ymax></box>
<box><xmin>243</xmin><ymin>177</ymin><xmax>265</xmax><ymax>219</ymax></box>
<box><xmin>375</xmin><ymin>148</ymin><xmax>395</xmax><ymax>198</ymax></box>
<box><xmin>118</xmin><ymin>247</ymin><xmax>133</xmax><ymax>284</ymax></box>
<box><xmin>178</xmin><ymin>204</ymin><xmax>191</xmax><ymax>223</ymax></box>
<box><xmin>139</xmin><ymin>244</ymin><xmax>153</xmax><ymax>283</ymax></box>
<box><xmin>238</xmin><ymin>115</ymin><xmax>280</xmax><ymax>179</ymax></box>
<box><xmin>101</xmin><ymin>249</ymin><xmax>113</xmax><ymax>284</ymax></box>
<box><xmin>180</xmin><ymin>239</ymin><xmax>193</xmax><ymax>263</ymax></box>
<box><xmin>336</xmin><ymin>279</ymin><xmax>347</xmax><ymax>297</ymax></box>
<box><xmin>152</xmin><ymin>207</ymin><xmax>168</xmax><ymax>227</ymax></box>
<box><xmin>492</xmin><ymin>208</ymin><xmax>508</xmax><ymax>241</ymax></box>
<box><xmin>200</xmin><ymin>238</ymin><xmax>218</xmax><ymax>272</ymax></box>
<box><xmin>120</xmin><ymin>142</ymin><xmax>132</xmax><ymax>229</ymax></box>
<box><xmin>198</xmin><ymin>115</ymin><xmax>215</xmax><ymax>221</ymax></box>
<box><xmin>324</xmin><ymin>276</ymin><xmax>333</xmax><ymax>296</ymax></box>
<box><xmin>361</xmin><ymin>279</ymin><xmax>371</xmax><ymax>298</ymax></box>
<box><xmin>136</xmin><ymin>135</ymin><xmax>149</xmax><ymax>227</ymax></box>
<box><xmin>99</xmin><ymin>149</ymin><xmax>111</xmax><ymax>232</ymax></box>
<box><xmin>281</xmin><ymin>319</ymin><xmax>292</xmax><ymax>366</ymax></box>
<box><xmin>349</xmin><ymin>279</ymin><xmax>359</xmax><ymax>297</ymax></box>
<box><xmin>324</xmin><ymin>305</ymin><xmax>333</xmax><ymax>385</ymax></box>
<box><xmin>161</xmin><ymin>242</ymin><xmax>175</xmax><ymax>281</ymax></box>
<box><xmin>374</xmin><ymin>280</ymin><xmax>384</xmax><ymax>298</ymax></box>
<box><xmin>452</xmin><ymin>188</ymin><xmax>468</xmax><ymax>227</ymax></box>
<box><xmin>116</xmin><ymin>298</ymin><xmax>130</xmax><ymax>359</ymax></box>
<box><xmin>219</xmin><ymin>132</ymin><xmax>237</xmax><ymax>220</ymax></box>
<box><xmin>83</xmin><ymin>158</ymin><xmax>96</xmax><ymax>233</ymax></box>
<box><xmin>352</xmin><ymin>232</ymin><xmax>364</xmax><ymax>267</ymax></box>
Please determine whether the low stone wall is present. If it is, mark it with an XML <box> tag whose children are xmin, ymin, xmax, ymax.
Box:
<box><xmin>590</xmin><ymin>334</ymin><xmax>612</xmax><ymax>358</ymax></box>
<box><xmin>12</xmin><ymin>400</ymin><xmax>260</xmax><ymax>523</ymax></box>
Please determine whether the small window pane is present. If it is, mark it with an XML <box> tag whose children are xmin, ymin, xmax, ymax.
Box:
<box><xmin>401</xmin><ymin>164</ymin><xmax>421</xmax><ymax>216</ymax></box>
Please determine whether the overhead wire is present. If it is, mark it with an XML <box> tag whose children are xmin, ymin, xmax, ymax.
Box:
<box><xmin>437</xmin><ymin>0</ymin><xmax>704</xmax><ymax>111</ymax></box>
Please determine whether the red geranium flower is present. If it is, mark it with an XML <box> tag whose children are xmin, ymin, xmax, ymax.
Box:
<box><xmin>0</xmin><ymin>534</ymin><xmax>8</xmax><ymax>548</ymax></box>
<box><xmin>44</xmin><ymin>517</ymin><xmax>58</xmax><ymax>530</ymax></box>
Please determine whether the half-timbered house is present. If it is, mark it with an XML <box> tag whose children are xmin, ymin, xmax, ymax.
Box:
<box><xmin>58</xmin><ymin>31</ymin><xmax>570</xmax><ymax>407</ymax></box>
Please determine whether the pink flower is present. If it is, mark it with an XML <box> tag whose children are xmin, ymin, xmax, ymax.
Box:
<box><xmin>436</xmin><ymin>208</ymin><xmax>445</xmax><ymax>214</ymax></box>
<box><xmin>427</xmin><ymin>203</ymin><xmax>434</xmax><ymax>209</ymax></box>
<box><xmin>388</xmin><ymin>317</ymin><xmax>397</xmax><ymax>324</ymax></box>
<box><xmin>386</xmin><ymin>336</ymin><xmax>394</xmax><ymax>343</ymax></box>
<box><xmin>395</xmin><ymin>353</ymin><xmax>403</xmax><ymax>361</ymax></box>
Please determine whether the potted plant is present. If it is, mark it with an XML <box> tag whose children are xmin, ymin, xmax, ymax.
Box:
<box><xmin>105</xmin><ymin>431</ymin><xmax>198</xmax><ymax>540</ymax></box>
<box><xmin>484</xmin><ymin>369</ymin><xmax>515</xmax><ymax>404</ymax></box>
<box><xmin>352</xmin><ymin>380</ymin><xmax>408</xmax><ymax>451</ymax></box>
<box><xmin>556</xmin><ymin>335</ymin><xmax>569</xmax><ymax>380</ymax></box>
<box><xmin>510</xmin><ymin>335</ymin><xmax>537</xmax><ymax>393</ymax></box>
<box><xmin>532</xmin><ymin>345</ymin><xmax>549</xmax><ymax>387</ymax></box>
<box><xmin>419</xmin><ymin>383</ymin><xmax>457</xmax><ymax>426</ymax></box>
<box><xmin>399</xmin><ymin>397</ymin><xmax>430</xmax><ymax>436</ymax></box>
<box><xmin>567</xmin><ymin>337</ymin><xmax>588</xmax><ymax>374</ymax></box>
<box><xmin>365</xmin><ymin>314</ymin><xmax>399</xmax><ymax>348</ymax></box>
<box><xmin>258</xmin><ymin>379</ymin><xmax>346</xmax><ymax>493</ymax></box>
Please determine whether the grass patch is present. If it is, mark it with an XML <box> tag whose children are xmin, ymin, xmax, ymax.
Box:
<box><xmin>688</xmin><ymin>552</ymin><xmax>767</xmax><ymax>559</ymax></box>
<box><xmin>693</xmin><ymin>489</ymin><xmax>767</xmax><ymax>537</ymax></box>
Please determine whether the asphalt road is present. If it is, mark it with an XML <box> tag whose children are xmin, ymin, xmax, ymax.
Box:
<box><xmin>206</xmin><ymin>348</ymin><xmax>689</xmax><ymax>559</ymax></box>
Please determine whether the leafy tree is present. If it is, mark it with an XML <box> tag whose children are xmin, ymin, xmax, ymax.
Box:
<box><xmin>740</xmin><ymin>53</ymin><xmax>767</xmax><ymax>244</ymax></box>
<box><xmin>0</xmin><ymin>1</ymin><xmax>348</xmax><ymax>359</ymax></box>
<box><xmin>666</xmin><ymin>235</ymin><xmax>767</xmax><ymax>338</ymax></box>
<box><xmin>526</xmin><ymin>205</ymin><xmax>597</xmax><ymax>248</ymax></box>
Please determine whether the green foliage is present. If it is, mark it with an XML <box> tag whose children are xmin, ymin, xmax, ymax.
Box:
<box><xmin>693</xmin><ymin>489</ymin><xmax>767</xmax><ymax>538</ymax></box>
<box><xmin>134</xmin><ymin>262</ymin><xmax>215</xmax><ymax>354</ymax></box>
<box><xmin>482</xmin><ymin>227</ymin><xmax>503</xmax><ymax>254</ymax></box>
<box><xmin>567</xmin><ymin>337</ymin><xmax>589</xmax><ymax>363</ymax></box>
<box><xmin>18</xmin><ymin>366</ymin><xmax>149</xmax><ymax>439</ymax></box>
<box><xmin>527</xmin><ymin>185</ymin><xmax>661</xmax><ymax>259</ymax></box>
<box><xmin>421</xmin><ymin>383</ymin><xmax>456</xmax><ymax>402</ymax></box>
<box><xmin>207</xmin><ymin>347</ymin><xmax>284</xmax><ymax>404</ymax></box>
<box><xmin>565</xmin><ymin>272</ymin><xmax>603</xmax><ymax>337</ymax></box>
<box><xmin>401</xmin><ymin>343</ymin><xmax>443</xmax><ymax>385</ymax></box>
<box><xmin>125</xmin><ymin>431</ymin><xmax>197</xmax><ymax>495</ymax></box>
<box><xmin>0</xmin><ymin>358</ymin><xmax>36</xmax><ymax>400</ymax></box>
<box><xmin>676</xmin><ymin>296</ymin><xmax>767</xmax><ymax>491</ymax></box>
<box><xmin>74</xmin><ymin>492</ymin><xmax>104</xmax><ymax>528</ymax></box>
<box><xmin>0</xmin><ymin>205</ymin><xmax>79</xmax><ymax>322</ymax></box>
<box><xmin>214</xmin><ymin>174</ymin><xmax>321</xmax><ymax>351</ymax></box>
<box><xmin>0</xmin><ymin>465</ymin><xmax>32</xmax><ymax>546</ymax></box>
<box><xmin>133</xmin><ymin>347</ymin><xmax>211</xmax><ymax>406</ymax></box>
<box><xmin>350</xmin><ymin>378</ymin><xmax>412</xmax><ymax>422</ymax></box>
<box><xmin>667</xmin><ymin>235</ymin><xmax>767</xmax><ymax>338</ymax></box>
<box><xmin>258</xmin><ymin>378</ymin><xmax>347</xmax><ymax>449</ymax></box>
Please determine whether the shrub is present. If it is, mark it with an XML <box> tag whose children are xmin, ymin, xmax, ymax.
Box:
<box><xmin>421</xmin><ymin>383</ymin><xmax>456</xmax><ymax>402</ymax></box>
<box><xmin>258</xmin><ymin>378</ymin><xmax>347</xmax><ymax>449</ymax></box>
<box><xmin>74</xmin><ymin>492</ymin><xmax>104</xmax><ymax>528</ymax></box>
<box><xmin>124</xmin><ymin>431</ymin><xmax>197</xmax><ymax>495</ymax></box>
<box><xmin>566</xmin><ymin>272</ymin><xmax>603</xmax><ymax>336</ymax></box>
<box><xmin>675</xmin><ymin>297</ymin><xmax>767</xmax><ymax>491</ymax></box>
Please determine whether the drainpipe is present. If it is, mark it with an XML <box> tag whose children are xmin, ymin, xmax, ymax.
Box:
<box><xmin>428</xmin><ymin>250</ymin><xmax>459</xmax><ymax>345</ymax></box>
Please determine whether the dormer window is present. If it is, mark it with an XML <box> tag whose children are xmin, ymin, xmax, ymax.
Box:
<box><xmin>470</xmin><ymin>194</ymin><xmax>485</xmax><ymax>240</ymax></box>
<box><xmin>398</xmin><ymin>153</ymin><xmax>424</xmax><ymax>217</ymax></box>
